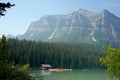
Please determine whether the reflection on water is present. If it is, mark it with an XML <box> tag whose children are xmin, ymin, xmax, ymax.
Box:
<box><xmin>41</xmin><ymin>71</ymin><xmax>52</xmax><ymax>76</ymax></box>
<box><xmin>30</xmin><ymin>69</ymin><xmax>118</xmax><ymax>80</ymax></box>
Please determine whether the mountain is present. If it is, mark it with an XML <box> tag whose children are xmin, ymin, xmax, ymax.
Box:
<box><xmin>18</xmin><ymin>9</ymin><xmax>120</xmax><ymax>44</ymax></box>
<box><xmin>6</xmin><ymin>34</ymin><xmax>15</xmax><ymax>39</ymax></box>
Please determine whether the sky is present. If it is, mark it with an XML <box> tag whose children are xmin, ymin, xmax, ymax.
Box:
<box><xmin>0</xmin><ymin>0</ymin><xmax>120</xmax><ymax>37</ymax></box>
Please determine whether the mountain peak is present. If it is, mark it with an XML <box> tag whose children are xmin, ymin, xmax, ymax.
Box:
<box><xmin>100</xmin><ymin>9</ymin><xmax>114</xmax><ymax>19</ymax></box>
<box><xmin>102</xmin><ymin>9</ymin><xmax>110</xmax><ymax>14</ymax></box>
<box><xmin>101</xmin><ymin>9</ymin><xmax>115</xmax><ymax>17</ymax></box>
<box><xmin>19</xmin><ymin>9</ymin><xmax>120</xmax><ymax>45</ymax></box>
<box><xmin>101</xmin><ymin>9</ymin><xmax>120</xmax><ymax>20</ymax></box>
<box><xmin>102</xmin><ymin>9</ymin><xmax>109</xmax><ymax>12</ymax></box>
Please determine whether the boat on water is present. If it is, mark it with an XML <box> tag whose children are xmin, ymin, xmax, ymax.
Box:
<box><xmin>56</xmin><ymin>68</ymin><xmax>64</xmax><ymax>72</ymax></box>
<box><xmin>49</xmin><ymin>68</ymin><xmax>72</xmax><ymax>72</ymax></box>
<box><xmin>40</xmin><ymin>64</ymin><xmax>72</xmax><ymax>72</ymax></box>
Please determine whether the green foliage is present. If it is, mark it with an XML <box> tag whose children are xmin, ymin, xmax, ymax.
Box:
<box><xmin>9</xmin><ymin>64</ymin><xmax>30</xmax><ymax>80</ymax></box>
<box><xmin>0</xmin><ymin>35</ymin><xmax>9</xmax><ymax>63</ymax></box>
<box><xmin>100</xmin><ymin>44</ymin><xmax>120</xmax><ymax>80</ymax></box>
<box><xmin>7</xmin><ymin>38</ymin><xmax>103</xmax><ymax>69</ymax></box>
<box><xmin>0</xmin><ymin>63</ymin><xmax>30</xmax><ymax>80</ymax></box>
<box><xmin>0</xmin><ymin>63</ymin><xmax>13</xmax><ymax>80</ymax></box>
<box><xmin>18</xmin><ymin>64</ymin><xmax>30</xmax><ymax>71</ymax></box>
<box><xmin>0</xmin><ymin>36</ymin><xmax>30</xmax><ymax>80</ymax></box>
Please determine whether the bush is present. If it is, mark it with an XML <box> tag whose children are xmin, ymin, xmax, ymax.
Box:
<box><xmin>0</xmin><ymin>63</ymin><xmax>30</xmax><ymax>80</ymax></box>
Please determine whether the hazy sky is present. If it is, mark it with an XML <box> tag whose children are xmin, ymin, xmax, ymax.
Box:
<box><xmin>0</xmin><ymin>0</ymin><xmax>120</xmax><ymax>37</ymax></box>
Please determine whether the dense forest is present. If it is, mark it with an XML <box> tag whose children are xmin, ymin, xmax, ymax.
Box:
<box><xmin>7</xmin><ymin>38</ymin><xmax>104</xmax><ymax>69</ymax></box>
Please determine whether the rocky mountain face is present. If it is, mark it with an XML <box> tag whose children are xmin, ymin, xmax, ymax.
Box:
<box><xmin>18</xmin><ymin>9</ymin><xmax>120</xmax><ymax>44</ymax></box>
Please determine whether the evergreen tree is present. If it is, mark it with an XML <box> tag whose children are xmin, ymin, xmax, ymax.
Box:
<box><xmin>0</xmin><ymin>35</ymin><xmax>8</xmax><ymax>63</ymax></box>
<box><xmin>7</xmin><ymin>38</ymin><xmax>103</xmax><ymax>68</ymax></box>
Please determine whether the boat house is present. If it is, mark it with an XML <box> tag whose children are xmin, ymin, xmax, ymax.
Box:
<box><xmin>40</xmin><ymin>64</ymin><xmax>52</xmax><ymax>71</ymax></box>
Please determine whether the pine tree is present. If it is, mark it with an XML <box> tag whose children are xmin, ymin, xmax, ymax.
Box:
<box><xmin>0</xmin><ymin>35</ymin><xmax>9</xmax><ymax>63</ymax></box>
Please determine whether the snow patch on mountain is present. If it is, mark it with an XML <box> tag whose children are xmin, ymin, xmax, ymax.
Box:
<box><xmin>92</xmin><ymin>37</ymin><xmax>97</xmax><ymax>41</ymax></box>
<box><xmin>30</xmin><ymin>33</ymin><xmax>34</xmax><ymax>37</ymax></box>
<box><xmin>48</xmin><ymin>32</ymin><xmax>55</xmax><ymax>39</ymax></box>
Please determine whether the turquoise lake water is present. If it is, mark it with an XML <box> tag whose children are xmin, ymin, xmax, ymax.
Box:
<box><xmin>30</xmin><ymin>69</ymin><xmax>118</xmax><ymax>80</ymax></box>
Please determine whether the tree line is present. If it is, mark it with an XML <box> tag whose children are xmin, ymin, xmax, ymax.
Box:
<box><xmin>7</xmin><ymin>38</ymin><xmax>104</xmax><ymax>69</ymax></box>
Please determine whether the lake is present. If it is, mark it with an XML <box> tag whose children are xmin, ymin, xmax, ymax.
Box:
<box><xmin>30</xmin><ymin>69</ymin><xmax>117</xmax><ymax>80</ymax></box>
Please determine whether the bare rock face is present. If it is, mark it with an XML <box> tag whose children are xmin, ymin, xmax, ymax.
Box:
<box><xmin>19</xmin><ymin>9</ymin><xmax>120</xmax><ymax>44</ymax></box>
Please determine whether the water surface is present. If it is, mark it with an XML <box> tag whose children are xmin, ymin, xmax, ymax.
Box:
<box><xmin>30</xmin><ymin>69</ymin><xmax>117</xmax><ymax>80</ymax></box>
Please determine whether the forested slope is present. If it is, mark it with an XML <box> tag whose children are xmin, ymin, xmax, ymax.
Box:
<box><xmin>7</xmin><ymin>38</ymin><xmax>104</xmax><ymax>68</ymax></box>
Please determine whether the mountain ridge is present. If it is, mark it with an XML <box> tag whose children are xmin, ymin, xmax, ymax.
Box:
<box><xmin>18</xmin><ymin>9</ymin><xmax>120</xmax><ymax>45</ymax></box>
